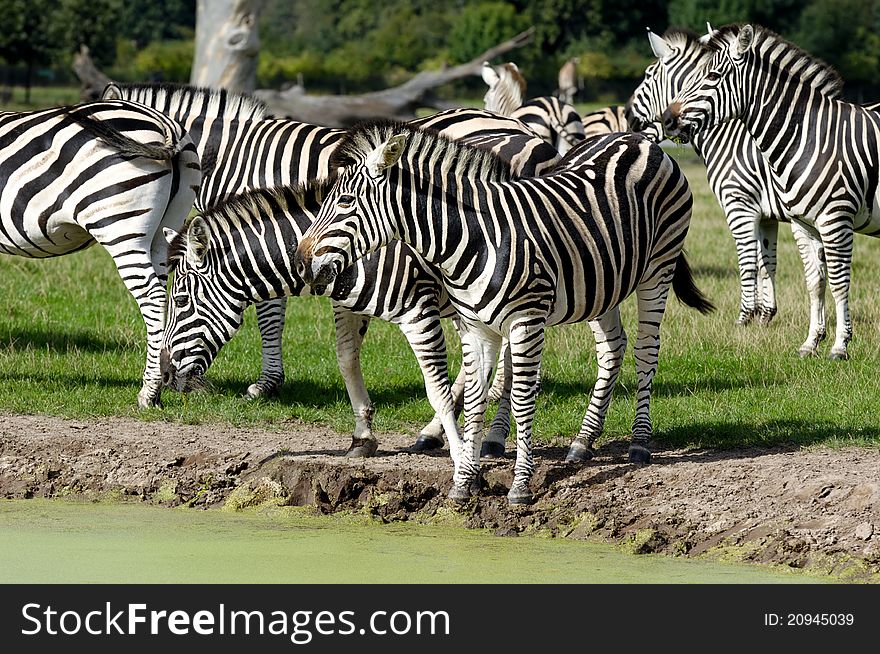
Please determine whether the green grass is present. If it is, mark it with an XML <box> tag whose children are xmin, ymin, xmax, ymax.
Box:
<box><xmin>1</xmin><ymin>146</ymin><xmax>879</xmax><ymax>452</ymax></box>
<box><xmin>1</xmin><ymin>86</ymin><xmax>82</xmax><ymax>112</ymax></box>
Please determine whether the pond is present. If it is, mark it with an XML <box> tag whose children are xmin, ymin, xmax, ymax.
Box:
<box><xmin>0</xmin><ymin>500</ymin><xmax>821</xmax><ymax>584</ymax></box>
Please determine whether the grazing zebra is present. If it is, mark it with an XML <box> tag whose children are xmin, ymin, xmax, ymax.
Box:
<box><xmin>158</xmin><ymin>108</ymin><xmax>560</xmax><ymax>457</ymax></box>
<box><xmin>482</xmin><ymin>62</ymin><xmax>586</xmax><ymax>154</ymax></box>
<box><xmin>295</xmin><ymin>123</ymin><xmax>713</xmax><ymax>503</ymax></box>
<box><xmin>0</xmin><ymin>100</ymin><xmax>201</xmax><ymax>407</ymax></box>
<box><xmin>103</xmin><ymin>82</ymin><xmax>344</xmax><ymax>399</ymax></box>
<box><xmin>663</xmin><ymin>24</ymin><xmax>880</xmax><ymax>360</ymax></box>
<box><xmin>581</xmin><ymin>105</ymin><xmax>628</xmax><ymax>137</ymax></box>
<box><xmin>107</xmin><ymin>83</ymin><xmax>559</xmax><ymax>407</ymax></box>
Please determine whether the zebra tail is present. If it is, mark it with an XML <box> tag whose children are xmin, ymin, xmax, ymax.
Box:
<box><xmin>671</xmin><ymin>251</ymin><xmax>715</xmax><ymax>315</ymax></box>
<box><xmin>61</xmin><ymin>106</ymin><xmax>185</xmax><ymax>161</ymax></box>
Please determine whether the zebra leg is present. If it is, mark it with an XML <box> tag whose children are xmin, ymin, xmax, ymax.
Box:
<box><xmin>725</xmin><ymin>203</ymin><xmax>761</xmax><ymax>326</ymax></box>
<box><xmin>449</xmin><ymin>324</ymin><xmax>501</xmax><ymax>500</ymax></box>
<box><xmin>816</xmin><ymin>217</ymin><xmax>854</xmax><ymax>360</ymax></box>
<box><xmin>247</xmin><ymin>298</ymin><xmax>287</xmax><ymax>399</ymax></box>
<box><xmin>415</xmin><ymin>364</ymin><xmax>465</xmax><ymax>451</ymax></box>
<box><xmin>483</xmin><ymin>343</ymin><xmax>513</xmax><ymax>459</ymax></box>
<box><xmin>332</xmin><ymin>307</ymin><xmax>378</xmax><ymax>457</ymax></box>
<box><xmin>507</xmin><ymin>317</ymin><xmax>547</xmax><ymax>505</ymax></box>
<box><xmin>756</xmin><ymin>218</ymin><xmax>780</xmax><ymax>326</ymax></box>
<box><xmin>791</xmin><ymin>220</ymin><xmax>827</xmax><ymax>357</ymax></box>
<box><xmin>566</xmin><ymin>307</ymin><xmax>627</xmax><ymax>462</ymax></box>
<box><xmin>395</xmin><ymin>316</ymin><xmax>463</xmax><ymax>464</ymax></box>
<box><xmin>629</xmin><ymin>277</ymin><xmax>674</xmax><ymax>464</ymax></box>
<box><xmin>487</xmin><ymin>338</ymin><xmax>509</xmax><ymax>401</ymax></box>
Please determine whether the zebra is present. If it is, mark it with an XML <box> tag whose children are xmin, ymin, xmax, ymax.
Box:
<box><xmin>157</xmin><ymin>106</ymin><xmax>561</xmax><ymax>457</ymax></box>
<box><xmin>103</xmin><ymin>82</ymin><xmax>343</xmax><ymax>400</ymax></box>
<box><xmin>481</xmin><ymin>62</ymin><xmax>586</xmax><ymax>154</ymax></box>
<box><xmin>0</xmin><ymin>100</ymin><xmax>201</xmax><ymax>407</ymax></box>
<box><xmin>582</xmin><ymin>105</ymin><xmax>628</xmax><ymax>137</ymax></box>
<box><xmin>663</xmin><ymin>23</ymin><xmax>880</xmax><ymax>360</ymax></box>
<box><xmin>626</xmin><ymin>27</ymin><xmax>801</xmax><ymax>327</ymax></box>
<box><xmin>294</xmin><ymin>123</ymin><xmax>713</xmax><ymax>503</ymax></box>
<box><xmin>106</xmin><ymin>83</ymin><xmax>560</xmax><ymax>408</ymax></box>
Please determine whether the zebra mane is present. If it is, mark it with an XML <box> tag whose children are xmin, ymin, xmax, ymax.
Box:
<box><xmin>661</xmin><ymin>28</ymin><xmax>705</xmax><ymax>52</ymax></box>
<box><xmin>110</xmin><ymin>82</ymin><xmax>267</xmax><ymax>121</ymax></box>
<box><xmin>707</xmin><ymin>24</ymin><xmax>843</xmax><ymax>96</ymax></box>
<box><xmin>166</xmin><ymin>180</ymin><xmax>333</xmax><ymax>266</ymax></box>
<box><xmin>497</xmin><ymin>63</ymin><xmax>527</xmax><ymax>97</ymax></box>
<box><xmin>329</xmin><ymin>119</ymin><xmax>514</xmax><ymax>180</ymax></box>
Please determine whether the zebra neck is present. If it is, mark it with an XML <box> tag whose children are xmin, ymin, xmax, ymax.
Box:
<box><xmin>215</xmin><ymin>189</ymin><xmax>316</xmax><ymax>302</ymax></box>
<box><xmin>740</xmin><ymin>79</ymin><xmax>831</xmax><ymax>185</ymax></box>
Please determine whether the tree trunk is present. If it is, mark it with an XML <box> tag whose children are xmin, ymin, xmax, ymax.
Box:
<box><xmin>190</xmin><ymin>0</ymin><xmax>266</xmax><ymax>92</ymax></box>
<box><xmin>71</xmin><ymin>45</ymin><xmax>112</xmax><ymax>102</ymax></box>
<box><xmin>254</xmin><ymin>27</ymin><xmax>535</xmax><ymax>127</ymax></box>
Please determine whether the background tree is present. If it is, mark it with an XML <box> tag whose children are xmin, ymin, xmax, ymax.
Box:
<box><xmin>0</xmin><ymin>0</ymin><xmax>58</xmax><ymax>103</ymax></box>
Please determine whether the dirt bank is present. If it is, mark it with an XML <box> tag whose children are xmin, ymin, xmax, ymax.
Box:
<box><xmin>1</xmin><ymin>413</ymin><xmax>878</xmax><ymax>580</ymax></box>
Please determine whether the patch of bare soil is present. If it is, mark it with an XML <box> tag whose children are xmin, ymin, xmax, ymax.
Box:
<box><xmin>1</xmin><ymin>412</ymin><xmax>878</xmax><ymax>580</ymax></box>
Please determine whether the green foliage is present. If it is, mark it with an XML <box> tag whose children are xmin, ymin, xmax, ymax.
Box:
<box><xmin>130</xmin><ymin>39</ymin><xmax>195</xmax><ymax>83</ymax></box>
<box><xmin>448</xmin><ymin>2</ymin><xmax>529</xmax><ymax>64</ymax></box>
<box><xmin>47</xmin><ymin>0</ymin><xmax>123</xmax><ymax>66</ymax></box>
<box><xmin>0</xmin><ymin>0</ymin><xmax>58</xmax><ymax>71</ymax></box>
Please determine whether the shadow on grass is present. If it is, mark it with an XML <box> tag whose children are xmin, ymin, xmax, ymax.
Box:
<box><xmin>656</xmin><ymin>419</ymin><xmax>880</xmax><ymax>451</ymax></box>
<box><xmin>0</xmin><ymin>327</ymin><xmax>133</xmax><ymax>354</ymax></box>
<box><xmin>0</xmin><ymin>370</ymin><xmax>135</xmax><ymax>389</ymax></box>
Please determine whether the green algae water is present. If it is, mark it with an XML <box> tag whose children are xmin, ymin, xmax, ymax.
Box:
<box><xmin>0</xmin><ymin>500</ymin><xmax>820</xmax><ymax>584</ymax></box>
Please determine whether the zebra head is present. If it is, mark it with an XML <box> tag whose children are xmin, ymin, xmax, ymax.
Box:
<box><xmin>662</xmin><ymin>24</ymin><xmax>755</xmax><ymax>142</ymax></box>
<box><xmin>160</xmin><ymin>216</ymin><xmax>248</xmax><ymax>393</ymax></box>
<box><xmin>295</xmin><ymin>125</ymin><xmax>406</xmax><ymax>289</ymax></box>
<box><xmin>627</xmin><ymin>28</ymin><xmax>710</xmax><ymax>142</ymax></box>
<box><xmin>482</xmin><ymin>61</ymin><xmax>527</xmax><ymax>116</ymax></box>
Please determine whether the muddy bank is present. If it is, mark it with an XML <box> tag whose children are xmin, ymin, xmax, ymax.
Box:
<box><xmin>1</xmin><ymin>413</ymin><xmax>878</xmax><ymax>580</ymax></box>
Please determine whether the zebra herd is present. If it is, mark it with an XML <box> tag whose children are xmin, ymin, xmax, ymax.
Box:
<box><xmin>2</xmin><ymin>22</ymin><xmax>876</xmax><ymax>504</ymax></box>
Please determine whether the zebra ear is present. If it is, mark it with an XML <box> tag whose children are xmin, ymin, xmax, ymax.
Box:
<box><xmin>647</xmin><ymin>28</ymin><xmax>672</xmax><ymax>60</ymax></box>
<box><xmin>699</xmin><ymin>22</ymin><xmax>717</xmax><ymax>44</ymax></box>
<box><xmin>481</xmin><ymin>62</ymin><xmax>499</xmax><ymax>87</ymax></box>
<box><xmin>102</xmin><ymin>82</ymin><xmax>122</xmax><ymax>100</ymax></box>
<box><xmin>185</xmin><ymin>216</ymin><xmax>210</xmax><ymax>266</ymax></box>
<box><xmin>736</xmin><ymin>25</ymin><xmax>754</xmax><ymax>55</ymax></box>
<box><xmin>365</xmin><ymin>133</ymin><xmax>407</xmax><ymax>177</ymax></box>
<box><xmin>163</xmin><ymin>227</ymin><xmax>179</xmax><ymax>246</ymax></box>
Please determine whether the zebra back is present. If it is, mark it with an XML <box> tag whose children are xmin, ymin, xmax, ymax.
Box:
<box><xmin>581</xmin><ymin>105</ymin><xmax>628</xmax><ymax>136</ymax></box>
<box><xmin>103</xmin><ymin>82</ymin><xmax>344</xmax><ymax>210</ymax></box>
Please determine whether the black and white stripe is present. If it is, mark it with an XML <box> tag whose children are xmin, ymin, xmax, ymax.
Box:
<box><xmin>296</xmin><ymin>123</ymin><xmax>712</xmax><ymax>503</ymax></box>
<box><xmin>664</xmin><ymin>24</ymin><xmax>880</xmax><ymax>360</ymax></box>
<box><xmin>0</xmin><ymin>100</ymin><xmax>201</xmax><ymax>407</ymax></box>
<box><xmin>482</xmin><ymin>62</ymin><xmax>586</xmax><ymax>154</ymax></box>
<box><xmin>157</xmin><ymin>107</ymin><xmax>560</xmax><ymax>455</ymax></box>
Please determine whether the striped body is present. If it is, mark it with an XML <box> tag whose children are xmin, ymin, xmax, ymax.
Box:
<box><xmin>0</xmin><ymin>100</ymin><xmax>201</xmax><ymax>406</ymax></box>
<box><xmin>111</xmin><ymin>83</ymin><xmax>559</xmax><ymax>412</ymax></box>
<box><xmin>666</xmin><ymin>24</ymin><xmax>880</xmax><ymax>359</ymax></box>
<box><xmin>156</xmin><ymin>103</ymin><xmax>559</xmax><ymax>454</ymax></box>
<box><xmin>296</xmin><ymin>125</ymin><xmax>707</xmax><ymax>502</ymax></box>
<box><xmin>481</xmin><ymin>62</ymin><xmax>586</xmax><ymax>155</ymax></box>
<box><xmin>581</xmin><ymin>105</ymin><xmax>628</xmax><ymax>136</ymax></box>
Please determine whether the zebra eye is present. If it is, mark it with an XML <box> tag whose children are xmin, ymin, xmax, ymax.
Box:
<box><xmin>337</xmin><ymin>194</ymin><xmax>355</xmax><ymax>209</ymax></box>
<box><xmin>706</xmin><ymin>71</ymin><xmax>722</xmax><ymax>82</ymax></box>
<box><xmin>174</xmin><ymin>294</ymin><xmax>191</xmax><ymax>309</ymax></box>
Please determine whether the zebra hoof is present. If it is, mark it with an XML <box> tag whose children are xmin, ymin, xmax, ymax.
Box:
<box><xmin>797</xmin><ymin>347</ymin><xmax>818</xmax><ymax>359</ymax></box>
<box><xmin>409</xmin><ymin>435</ymin><xmax>444</xmax><ymax>453</ymax></box>
<box><xmin>507</xmin><ymin>484</ymin><xmax>533</xmax><ymax>505</ymax></box>
<box><xmin>481</xmin><ymin>440</ymin><xmax>506</xmax><ymax>458</ymax></box>
<box><xmin>245</xmin><ymin>381</ymin><xmax>282</xmax><ymax>400</ymax></box>
<box><xmin>628</xmin><ymin>444</ymin><xmax>652</xmax><ymax>464</ymax></box>
<box><xmin>564</xmin><ymin>438</ymin><xmax>594</xmax><ymax>463</ymax></box>
<box><xmin>345</xmin><ymin>438</ymin><xmax>378</xmax><ymax>458</ymax></box>
<box><xmin>448</xmin><ymin>483</ymin><xmax>473</xmax><ymax>502</ymax></box>
<box><xmin>828</xmin><ymin>350</ymin><xmax>849</xmax><ymax>361</ymax></box>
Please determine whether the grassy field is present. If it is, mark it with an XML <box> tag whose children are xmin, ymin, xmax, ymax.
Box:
<box><xmin>1</xmin><ymin>143</ymin><xmax>879</xmax><ymax>451</ymax></box>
